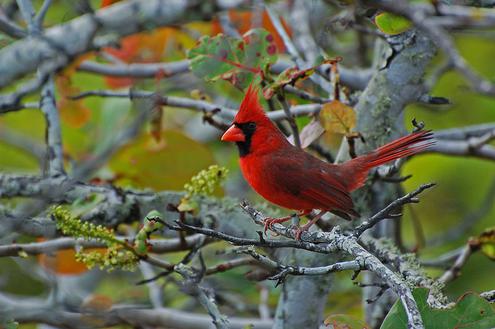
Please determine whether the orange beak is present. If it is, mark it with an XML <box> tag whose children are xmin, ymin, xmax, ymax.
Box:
<box><xmin>221</xmin><ymin>125</ymin><xmax>245</xmax><ymax>142</ymax></box>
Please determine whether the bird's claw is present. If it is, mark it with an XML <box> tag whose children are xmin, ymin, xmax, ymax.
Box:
<box><xmin>294</xmin><ymin>227</ymin><xmax>305</xmax><ymax>241</ymax></box>
<box><xmin>262</xmin><ymin>216</ymin><xmax>292</xmax><ymax>235</ymax></box>
<box><xmin>263</xmin><ymin>218</ymin><xmax>273</xmax><ymax>234</ymax></box>
<box><xmin>293</xmin><ymin>223</ymin><xmax>312</xmax><ymax>241</ymax></box>
<box><xmin>263</xmin><ymin>218</ymin><xmax>278</xmax><ymax>234</ymax></box>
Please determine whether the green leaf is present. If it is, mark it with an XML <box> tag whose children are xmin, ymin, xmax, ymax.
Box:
<box><xmin>188</xmin><ymin>28</ymin><xmax>277</xmax><ymax>89</ymax></box>
<box><xmin>381</xmin><ymin>288</ymin><xmax>495</xmax><ymax>329</ymax></box>
<box><xmin>375</xmin><ymin>12</ymin><xmax>412</xmax><ymax>35</ymax></box>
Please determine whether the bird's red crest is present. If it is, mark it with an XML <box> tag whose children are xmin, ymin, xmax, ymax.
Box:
<box><xmin>234</xmin><ymin>84</ymin><xmax>268</xmax><ymax>123</ymax></box>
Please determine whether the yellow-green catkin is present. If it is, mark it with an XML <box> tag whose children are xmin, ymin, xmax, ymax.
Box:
<box><xmin>178</xmin><ymin>165</ymin><xmax>228</xmax><ymax>212</ymax></box>
<box><xmin>52</xmin><ymin>206</ymin><xmax>115</xmax><ymax>242</ymax></box>
<box><xmin>51</xmin><ymin>206</ymin><xmax>138</xmax><ymax>272</ymax></box>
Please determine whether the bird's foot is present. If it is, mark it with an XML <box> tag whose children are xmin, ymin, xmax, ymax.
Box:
<box><xmin>294</xmin><ymin>224</ymin><xmax>311</xmax><ymax>241</ymax></box>
<box><xmin>293</xmin><ymin>210</ymin><xmax>326</xmax><ymax>240</ymax></box>
<box><xmin>263</xmin><ymin>215</ymin><xmax>292</xmax><ymax>234</ymax></box>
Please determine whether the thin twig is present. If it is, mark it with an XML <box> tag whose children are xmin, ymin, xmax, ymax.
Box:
<box><xmin>205</xmin><ymin>257</ymin><xmax>257</xmax><ymax>275</ymax></box>
<box><xmin>69</xmin><ymin>88</ymin><xmax>324</xmax><ymax>121</ymax></box>
<box><xmin>265</xmin><ymin>6</ymin><xmax>331</xmax><ymax>92</ymax></box>
<box><xmin>77</xmin><ymin>59</ymin><xmax>190</xmax><ymax>78</ymax></box>
<box><xmin>34</xmin><ymin>0</ymin><xmax>53</xmax><ymax>29</ymax></box>
<box><xmin>0</xmin><ymin>234</ymin><xmax>211</xmax><ymax>258</ymax></box>
<box><xmin>240</xmin><ymin>246</ymin><xmax>362</xmax><ymax>281</ymax></box>
<box><xmin>175</xmin><ymin>263</ymin><xmax>230</xmax><ymax>329</ymax></box>
<box><xmin>434</xmin><ymin>123</ymin><xmax>495</xmax><ymax>140</ymax></box>
<box><xmin>353</xmin><ymin>183</ymin><xmax>436</xmax><ymax>238</ymax></box>
<box><xmin>39</xmin><ymin>76</ymin><xmax>65</xmax><ymax>176</ymax></box>
<box><xmin>166</xmin><ymin>220</ymin><xmax>324</xmax><ymax>253</ymax></box>
<box><xmin>365</xmin><ymin>0</ymin><xmax>495</xmax><ymax>95</ymax></box>
<box><xmin>16</xmin><ymin>0</ymin><xmax>38</xmax><ymax>35</ymax></box>
<box><xmin>420</xmin><ymin>246</ymin><xmax>465</xmax><ymax>268</ymax></box>
<box><xmin>427</xmin><ymin>135</ymin><xmax>495</xmax><ymax>160</ymax></box>
<box><xmin>438</xmin><ymin>244</ymin><xmax>473</xmax><ymax>284</ymax></box>
<box><xmin>0</xmin><ymin>12</ymin><xmax>26</xmax><ymax>38</ymax></box>
<box><xmin>277</xmin><ymin>92</ymin><xmax>301</xmax><ymax>148</ymax></box>
<box><xmin>240</xmin><ymin>203</ymin><xmax>424</xmax><ymax>328</ymax></box>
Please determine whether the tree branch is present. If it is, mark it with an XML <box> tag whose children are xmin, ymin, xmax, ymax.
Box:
<box><xmin>0</xmin><ymin>11</ymin><xmax>26</xmax><ymax>38</ymax></box>
<box><xmin>0</xmin><ymin>0</ymin><xmax>236</xmax><ymax>90</ymax></box>
<box><xmin>175</xmin><ymin>263</ymin><xmax>230</xmax><ymax>329</ymax></box>
<box><xmin>353</xmin><ymin>183</ymin><xmax>436</xmax><ymax>238</ymax></box>
<box><xmin>0</xmin><ymin>292</ymin><xmax>273</xmax><ymax>329</ymax></box>
<box><xmin>365</xmin><ymin>0</ymin><xmax>495</xmax><ymax>96</ymax></box>
<box><xmin>69</xmin><ymin>88</ymin><xmax>323</xmax><ymax>122</ymax></box>
<box><xmin>240</xmin><ymin>203</ymin><xmax>424</xmax><ymax>328</ymax></box>
<box><xmin>438</xmin><ymin>244</ymin><xmax>473</xmax><ymax>285</ymax></box>
<box><xmin>39</xmin><ymin>76</ymin><xmax>65</xmax><ymax>176</ymax></box>
<box><xmin>0</xmin><ymin>234</ymin><xmax>210</xmax><ymax>257</ymax></box>
<box><xmin>77</xmin><ymin>59</ymin><xmax>190</xmax><ymax>78</ymax></box>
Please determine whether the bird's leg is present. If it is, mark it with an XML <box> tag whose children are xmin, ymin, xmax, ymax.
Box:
<box><xmin>263</xmin><ymin>215</ymin><xmax>291</xmax><ymax>234</ymax></box>
<box><xmin>263</xmin><ymin>210</ymin><xmax>311</xmax><ymax>234</ymax></box>
<box><xmin>294</xmin><ymin>210</ymin><xmax>326</xmax><ymax>240</ymax></box>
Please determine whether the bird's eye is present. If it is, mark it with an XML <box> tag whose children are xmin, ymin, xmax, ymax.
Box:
<box><xmin>247</xmin><ymin>122</ymin><xmax>256</xmax><ymax>130</ymax></box>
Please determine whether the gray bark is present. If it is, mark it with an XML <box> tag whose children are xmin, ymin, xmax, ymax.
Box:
<box><xmin>354</xmin><ymin>30</ymin><xmax>437</xmax><ymax>327</ymax></box>
<box><xmin>0</xmin><ymin>0</ymin><xmax>224</xmax><ymax>90</ymax></box>
<box><xmin>273</xmin><ymin>250</ymin><xmax>334</xmax><ymax>329</ymax></box>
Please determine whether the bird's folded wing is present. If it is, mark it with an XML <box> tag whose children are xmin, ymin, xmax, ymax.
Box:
<box><xmin>300</xmin><ymin>180</ymin><xmax>354</xmax><ymax>212</ymax></box>
<box><xmin>270</xmin><ymin>155</ymin><xmax>354</xmax><ymax>212</ymax></box>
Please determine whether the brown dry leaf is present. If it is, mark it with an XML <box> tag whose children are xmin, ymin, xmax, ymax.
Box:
<box><xmin>319</xmin><ymin>100</ymin><xmax>356</xmax><ymax>135</ymax></box>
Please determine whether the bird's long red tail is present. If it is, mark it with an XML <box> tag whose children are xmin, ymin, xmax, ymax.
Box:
<box><xmin>344</xmin><ymin>130</ymin><xmax>434</xmax><ymax>191</ymax></box>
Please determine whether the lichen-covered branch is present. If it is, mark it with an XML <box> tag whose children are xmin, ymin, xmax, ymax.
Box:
<box><xmin>0</xmin><ymin>234</ymin><xmax>208</xmax><ymax>257</ymax></box>
<box><xmin>240</xmin><ymin>203</ymin><xmax>424</xmax><ymax>329</ymax></box>
<box><xmin>175</xmin><ymin>263</ymin><xmax>230</xmax><ymax>329</ymax></box>
<box><xmin>353</xmin><ymin>183</ymin><xmax>436</xmax><ymax>238</ymax></box>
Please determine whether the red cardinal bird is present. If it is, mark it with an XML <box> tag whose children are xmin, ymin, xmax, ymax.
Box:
<box><xmin>221</xmin><ymin>84</ymin><xmax>433</xmax><ymax>238</ymax></box>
